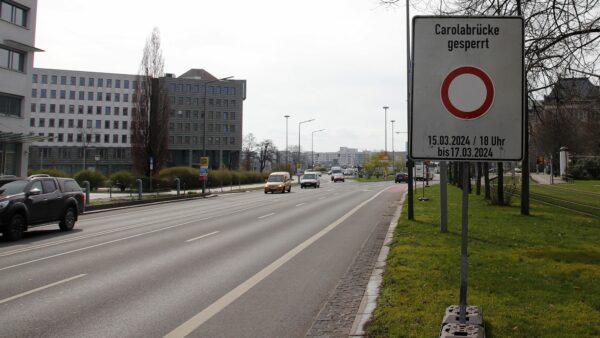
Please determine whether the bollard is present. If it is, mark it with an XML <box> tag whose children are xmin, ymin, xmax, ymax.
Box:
<box><xmin>109</xmin><ymin>181</ymin><xmax>113</xmax><ymax>199</ymax></box>
<box><xmin>175</xmin><ymin>178</ymin><xmax>180</xmax><ymax>196</ymax></box>
<box><xmin>156</xmin><ymin>184</ymin><xmax>159</xmax><ymax>197</ymax></box>
<box><xmin>136</xmin><ymin>179</ymin><xmax>142</xmax><ymax>200</ymax></box>
<box><xmin>83</xmin><ymin>181</ymin><xmax>90</xmax><ymax>208</ymax></box>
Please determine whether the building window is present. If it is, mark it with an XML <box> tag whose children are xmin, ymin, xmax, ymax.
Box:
<box><xmin>79</xmin><ymin>77</ymin><xmax>85</xmax><ymax>86</ymax></box>
<box><xmin>31</xmin><ymin>88</ymin><xmax>36</xmax><ymax>98</ymax></box>
<box><xmin>123</xmin><ymin>107</ymin><xmax>128</xmax><ymax>116</ymax></box>
<box><xmin>121</xmin><ymin>135</ymin><xmax>127</xmax><ymax>143</ymax></box>
<box><xmin>97</xmin><ymin>78</ymin><xmax>103</xmax><ymax>87</ymax></box>
<box><xmin>41</xmin><ymin>74</ymin><xmax>48</xmax><ymax>84</ymax></box>
<box><xmin>104</xmin><ymin>134</ymin><xmax>109</xmax><ymax>143</ymax></box>
<box><xmin>59</xmin><ymin>104</ymin><xmax>65</xmax><ymax>113</ymax></box>
<box><xmin>77</xmin><ymin>119</ymin><xmax>83</xmax><ymax>128</ymax></box>
<box><xmin>230</xmin><ymin>125</ymin><xmax>235</xmax><ymax>133</ymax></box>
<box><xmin>49</xmin><ymin>118</ymin><xmax>55</xmax><ymax>127</ymax></box>
<box><xmin>51</xmin><ymin>75</ymin><xmax>57</xmax><ymax>84</ymax></box>
<box><xmin>123</xmin><ymin>93</ymin><xmax>129</xmax><ymax>102</ymax></box>
<box><xmin>58</xmin><ymin>119</ymin><xmax>64</xmax><ymax>128</ymax></box>
<box><xmin>105</xmin><ymin>106</ymin><xmax>111</xmax><ymax>115</ymax></box>
<box><xmin>69</xmin><ymin>105</ymin><xmax>74</xmax><ymax>114</ymax></box>
<box><xmin>124</xmin><ymin>80</ymin><xmax>129</xmax><ymax>89</ymax></box>
<box><xmin>39</xmin><ymin>103</ymin><xmax>46</xmax><ymax>113</ymax></box>
<box><xmin>67</xmin><ymin>134</ymin><xmax>73</xmax><ymax>142</ymax></box>
<box><xmin>77</xmin><ymin>105</ymin><xmax>83</xmax><ymax>114</ymax></box>
<box><xmin>96</xmin><ymin>106</ymin><xmax>101</xmax><ymax>115</ymax></box>
<box><xmin>69</xmin><ymin>91</ymin><xmax>75</xmax><ymax>100</ymax></box>
<box><xmin>60</xmin><ymin>90</ymin><xmax>66</xmax><ymax>99</ymax></box>
<box><xmin>40</xmin><ymin>89</ymin><xmax>46</xmax><ymax>98</ymax></box>
<box><xmin>114</xmin><ymin>93</ymin><xmax>120</xmax><ymax>102</ymax></box>
<box><xmin>114</xmin><ymin>107</ymin><xmax>119</xmax><ymax>115</ymax></box>
<box><xmin>68</xmin><ymin>119</ymin><xmax>74</xmax><ymax>128</ymax></box>
<box><xmin>113</xmin><ymin>134</ymin><xmax>118</xmax><ymax>143</ymax></box>
<box><xmin>88</xmin><ymin>77</ymin><xmax>94</xmax><ymax>86</ymax></box>
<box><xmin>88</xmin><ymin>91</ymin><xmax>94</xmax><ymax>100</ymax></box>
<box><xmin>95</xmin><ymin>134</ymin><xmax>100</xmax><ymax>143</ymax></box>
<box><xmin>32</xmin><ymin>73</ymin><xmax>37</xmax><ymax>83</ymax></box>
<box><xmin>70</xmin><ymin>76</ymin><xmax>76</xmax><ymax>85</ymax></box>
<box><xmin>122</xmin><ymin>121</ymin><xmax>128</xmax><ymax>129</ymax></box>
<box><xmin>76</xmin><ymin>134</ymin><xmax>82</xmax><ymax>142</ymax></box>
<box><xmin>29</xmin><ymin>117</ymin><xmax>34</xmax><ymax>127</ymax></box>
<box><xmin>86</xmin><ymin>120</ymin><xmax>92</xmax><ymax>128</ymax></box>
<box><xmin>104</xmin><ymin>121</ymin><xmax>110</xmax><ymax>129</ymax></box>
<box><xmin>38</xmin><ymin>118</ymin><xmax>45</xmax><ymax>127</ymax></box>
<box><xmin>87</xmin><ymin>106</ymin><xmax>93</xmax><ymax>114</ymax></box>
<box><xmin>30</xmin><ymin>103</ymin><xmax>35</xmax><ymax>112</ymax></box>
<box><xmin>58</xmin><ymin>134</ymin><xmax>64</xmax><ymax>142</ymax></box>
<box><xmin>60</xmin><ymin>76</ymin><xmax>66</xmax><ymax>85</ymax></box>
<box><xmin>78</xmin><ymin>91</ymin><xmax>84</xmax><ymax>100</ymax></box>
<box><xmin>231</xmin><ymin>112</ymin><xmax>236</xmax><ymax>120</ymax></box>
<box><xmin>0</xmin><ymin>1</ymin><xmax>28</xmax><ymax>27</ymax></box>
<box><xmin>95</xmin><ymin>120</ymin><xmax>101</xmax><ymax>129</ymax></box>
<box><xmin>113</xmin><ymin>121</ymin><xmax>119</xmax><ymax>129</ymax></box>
<box><xmin>106</xmin><ymin>79</ymin><xmax>112</xmax><ymax>88</ymax></box>
<box><xmin>105</xmin><ymin>93</ymin><xmax>111</xmax><ymax>101</ymax></box>
<box><xmin>48</xmin><ymin>133</ymin><xmax>54</xmax><ymax>142</ymax></box>
<box><xmin>50</xmin><ymin>90</ymin><xmax>56</xmax><ymax>99</ymax></box>
<box><xmin>115</xmin><ymin>79</ymin><xmax>121</xmax><ymax>88</ymax></box>
<box><xmin>97</xmin><ymin>92</ymin><xmax>102</xmax><ymax>101</ymax></box>
<box><xmin>49</xmin><ymin>104</ymin><xmax>55</xmax><ymax>113</ymax></box>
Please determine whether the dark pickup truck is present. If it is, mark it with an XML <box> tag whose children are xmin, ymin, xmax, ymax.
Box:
<box><xmin>0</xmin><ymin>175</ymin><xmax>85</xmax><ymax>241</ymax></box>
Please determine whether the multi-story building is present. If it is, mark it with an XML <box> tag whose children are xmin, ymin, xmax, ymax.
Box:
<box><xmin>164</xmin><ymin>69</ymin><xmax>246</xmax><ymax>169</ymax></box>
<box><xmin>0</xmin><ymin>0</ymin><xmax>42</xmax><ymax>175</ymax></box>
<box><xmin>29</xmin><ymin>69</ymin><xmax>137</xmax><ymax>174</ymax></box>
<box><xmin>28</xmin><ymin>68</ymin><xmax>246</xmax><ymax>174</ymax></box>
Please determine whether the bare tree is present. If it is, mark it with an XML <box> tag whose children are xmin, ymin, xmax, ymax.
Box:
<box><xmin>131</xmin><ymin>27</ymin><xmax>170</xmax><ymax>176</ymax></box>
<box><xmin>257</xmin><ymin>139</ymin><xmax>277</xmax><ymax>173</ymax></box>
<box><xmin>242</xmin><ymin>133</ymin><xmax>258</xmax><ymax>171</ymax></box>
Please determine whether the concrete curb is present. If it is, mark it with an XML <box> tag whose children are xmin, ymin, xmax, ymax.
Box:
<box><xmin>349</xmin><ymin>191</ymin><xmax>407</xmax><ymax>337</ymax></box>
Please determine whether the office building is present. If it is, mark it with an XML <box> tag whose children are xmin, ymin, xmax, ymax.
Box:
<box><xmin>0</xmin><ymin>0</ymin><xmax>42</xmax><ymax>175</ymax></box>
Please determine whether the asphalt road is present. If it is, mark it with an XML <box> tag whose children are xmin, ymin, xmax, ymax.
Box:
<box><xmin>0</xmin><ymin>177</ymin><xmax>406</xmax><ymax>337</ymax></box>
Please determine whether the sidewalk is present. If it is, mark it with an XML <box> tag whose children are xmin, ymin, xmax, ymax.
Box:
<box><xmin>530</xmin><ymin>173</ymin><xmax>565</xmax><ymax>185</ymax></box>
<box><xmin>89</xmin><ymin>182</ymin><xmax>266</xmax><ymax>201</ymax></box>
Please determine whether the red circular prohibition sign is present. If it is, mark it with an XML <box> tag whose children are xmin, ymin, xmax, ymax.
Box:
<box><xmin>441</xmin><ymin>66</ymin><xmax>494</xmax><ymax>119</ymax></box>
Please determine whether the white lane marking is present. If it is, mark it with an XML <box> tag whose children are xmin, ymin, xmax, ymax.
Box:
<box><xmin>0</xmin><ymin>274</ymin><xmax>86</xmax><ymax>305</ymax></box>
<box><xmin>318</xmin><ymin>197</ymin><xmax>326</xmax><ymax>200</ymax></box>
<box><xmin>295</xmin><ymin>203</ymin><xmax>305</xmax><ymax>207</ymax></box>
<box><xmin>186</xmin><ymin>231</ymin><xmax>220</xmax><ymax>243</ymax></box>
<box><xmin>327</xmin><ymin>189</ymin><xmax>333</xmax><ymax>192</ymax></box>
<box><xmin>258</xmin><ymin>213</ymin><xmax>275</xmax><ymax>219</ymax></box>
<box><xmin>164</xmin><ymin>186</ymin><xmax>389</xmax><ymax>338</ymax></box>
<box><xmin>0</xmin><ymin>219</ymin><xmax>205</xmax><ymax>272</ymax></box>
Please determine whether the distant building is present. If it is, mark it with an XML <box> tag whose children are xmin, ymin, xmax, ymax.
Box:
<box><xmin>29</xmin><ymin>69</ymin><xmax>136</xmax><ymax>174</ymax></box>
<box><xmin>0</xmin><ymin>0</ymin><xmax>42</xmax><ymax>175</ymax></box>
<box><xmin>164</xmin><ymin>69</ymin><xmax>246</xmax><ymax>169</ymax></box>
<box><xmin>28</xmin><ymin>68</ymin><xmax>246</xmax><ymax>174</ymax></box>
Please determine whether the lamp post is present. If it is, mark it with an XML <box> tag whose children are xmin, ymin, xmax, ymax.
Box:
<box><xmin>284</xmin><ymin>115</ymin><xmax>290</xmax><ymax>171</ymax></box>
<box><xmin>383</xmin><ymin>106</ymin><xmax>389</xmax><ymax>157</ymax></box>
<box><xmin>311</xmin><ymin>129</ymin><xmax>325</xmax><ymax>169</ymax></box>
<box><xmin>390</xmin><ymin>120</ymin><xmax>396</xmax><ymax>173</ymax></box>
<box><xmin>202</xmin><ymin>76</ymin><xmax>234</xmax><ymax>195</ymax></box>
<box><xmin>298</xmin><ymin>118</ymin><xmax>315</xmax><ymax>180</ymax></box>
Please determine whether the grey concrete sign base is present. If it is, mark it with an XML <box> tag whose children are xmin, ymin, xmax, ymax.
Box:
<box><xmin>440</xmin><ymin>305</ymin><xmax>485</xmax><ymax>338</ymax></box>
<box><xmin>439</xmin><ymin>323</ymin><xmax>485</xmax><ymax>338</ymax></box>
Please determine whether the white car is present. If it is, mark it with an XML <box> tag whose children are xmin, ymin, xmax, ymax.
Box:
<box><xmin>300</xmin><ymin>173</ymin><xmax>320</xmax><ymax>188</ymax></box>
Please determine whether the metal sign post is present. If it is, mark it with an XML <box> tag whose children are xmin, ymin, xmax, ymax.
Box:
<box><xmin>410</xmin><ymin>16</ymin><xmax>524</xmax><ymax>337</ymax></box>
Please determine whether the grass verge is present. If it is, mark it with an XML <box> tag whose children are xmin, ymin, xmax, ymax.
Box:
<box><xmin>368</xmin><ymin>184</ymin><xmax>600</xmax><ymax>337</ymax></box>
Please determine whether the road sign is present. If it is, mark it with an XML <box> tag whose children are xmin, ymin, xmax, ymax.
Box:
<box><xmin>200</xmin><ymin>157</ymin><xmax>209</xmax><ymax>168</ymax></box>
<box><xmin>410</xmin><ymin>16</ymin><xmax>524</xmax><ymax>161</ymax></box>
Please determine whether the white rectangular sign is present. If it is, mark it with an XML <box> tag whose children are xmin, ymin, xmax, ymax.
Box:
<box><xmin>410</xmin><ymin>16</ymin><xmax>524</xmax><ymax>161</ymax></box>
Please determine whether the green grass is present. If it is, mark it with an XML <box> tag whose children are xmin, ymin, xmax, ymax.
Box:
<box><xmin>355</xmin><ymin>176</ymin><xmax>394</xmax><ymax>182</ymax></box>
<box><xmin>368</xmin><ymin>185</ymin><xmax>600</xmax><ymax>337</ymax></box>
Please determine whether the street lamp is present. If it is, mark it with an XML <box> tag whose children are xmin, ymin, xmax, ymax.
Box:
<box><xmin>383</xmin><ymin>106</ymin><xmax>389</xmax><ymax>156</ymax></box>
<box><xmin>390</xmin><ymin>120</ymin><xmax>395</xmax><ymax>172</ymax></box>
<box><xmin>284</xmin><ymin>115</ymin><xmax>290</xmax><ymax>171</ymax></box>
<box><xmin>298</xmin><ymin>118</ymin><xmax>315</xmax><ymax>179</ymax></box>
<box><xmin>202</xmin><ymin>76</ymin><xmax>234</xmax><ymax>195</ymax></box>
<box><xmin>311</xmin><ymin>129</ymin><xmax>325</xmax><ymax>169</ymax></box>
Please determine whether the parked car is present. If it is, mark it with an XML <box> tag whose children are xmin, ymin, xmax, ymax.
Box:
<box><xmin>395</xmin><ymin>172</ymin><xmax>409</xmax><ymax>183</ymax></box>
<box><xmin>0</xmin><ymin>175</ymin><xmax>85</xmax><ymax>241</ymax></box>
<box><xmin>264</xmin><ymin>172</ymin><xmax>292</xmax><ymax>194</ymax></box>
<box><xmin>300</xmin><ymin>173</ymin><xmax>320</xmax><ymax>189</ymax></box>
<box><xmin>332</xmin><ymin>173</ymin><xmax>345</xmax><ymax>182</ymax></box>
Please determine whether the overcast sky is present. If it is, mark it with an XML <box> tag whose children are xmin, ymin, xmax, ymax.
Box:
<box><xmin>35</xmin><ymin>0</ymin><xmax>425</xmax><ymax>152</ymax></box>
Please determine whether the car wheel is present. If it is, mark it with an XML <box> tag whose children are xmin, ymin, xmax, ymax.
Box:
<box><xmin>288</xmin><ymin>186</ymin><xmax>291</xmax><ymax>193</ymax></box>
<box><xmin>59</xmin><ymin>207</ymin><xmax>77</xmax><ymax>231</ymax></box>
<box><xmin>264</xmin><ymin>191</ymin><xmax>268</xmax><ymax>194</ymax></box>
<box><xmin>4</xmin><ymin>214</ymin><xmax>26</xmax><ymax>241</ymax></box>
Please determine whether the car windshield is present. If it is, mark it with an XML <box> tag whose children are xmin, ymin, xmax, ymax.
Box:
<box><xmin>332</xmin><ymin>170</ymin><xmax>342</xmax><ymax>174</ymax></box>
<box><xmin>303</xmin><ymin>174</ymin><xmax>316</xmax><ymax>179</ymax></box>
<box><xmin>0</xmin><ymin>180</ymin><xmax>28</xmax><ymax>196</ymax></box>
<box><xmin>268</xmin><ymin>175</ymin><xmax>285</xmax><ymax>182</ymax></box>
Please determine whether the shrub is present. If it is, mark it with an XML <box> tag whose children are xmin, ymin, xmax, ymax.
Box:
<box><xmin>570</xmin><ymin>158</ymin><xmax>600</xmax><ymax>180</ymax></box>
<box><xmin>108</xmin><ymin>171</ymin><xmax>136</xmax><ymax>192</ymax></box>
<box><xmin>27</xmin><ymin>168</ymin><xmax>70</xmax><ymax>178</ymax></box>
<box><xmin>74</xmin><ymin>170</ymin><xmax>106</xmax><ymax>190</ymax></box>
<box><xmin>158</xmin><ymin>166</ymin><xmax>201</xmax><ymax>189</ymax></box>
